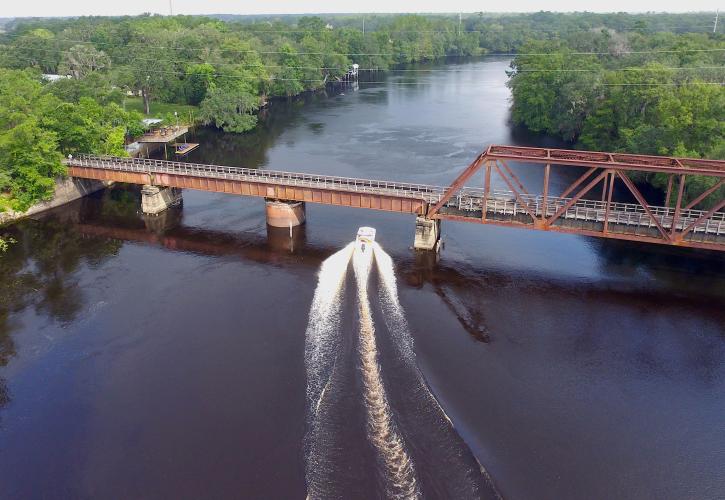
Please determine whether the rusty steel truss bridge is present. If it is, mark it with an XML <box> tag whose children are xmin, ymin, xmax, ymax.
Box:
<box><xmin>66</xmin><ymin>145</ymin><xmax>725</xmax><ymax>252</ymax></box>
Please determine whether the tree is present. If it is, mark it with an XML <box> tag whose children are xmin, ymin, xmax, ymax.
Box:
<box><xmin>298</xmin><ymin>16</ymin><xmax>327</xmax><ymax>33</ymax></box>
<box><xmin>199</xmin><ymin>86</ymin><xmax>259</xmax><ymax>133</ymax></box>
<box><xmin>43</xmin><ymin>72</ymin><xmax>124</xmax><ymax>105</ymax></box>
<box><xmin>7</xmin><ymin>29</ymin><xmax>59</xmax><ymax>73</ymax></box>
<box><xmin>184</xmin><ymin>63</ymin><xmax>215</xmax><ymax>105</ymax></box>
<box><xmin>508</xmin><ymin>45</ymin><xmax>571</xmax><ymax>134</ymax></box>
<box><xmin>127</xmin><ymin>44</ymin><xmax>178</xmax><ymax>114</ymax></box>
<box><xmin>0</xmin><ymin>69</ymin><xmax>64</xmax><ymax>210</ymax></box>
<box><xmin>0</xmin><ymin>69</ymin><xmax>139</xmax><ymax>212</ymax></box>
<box><xmin>0</xmin><ymin>119</ymin><xmax>63</xmax><ymax>210</ymax></box>
<box><xmin>269</xmin><ymin>45</ymin><xmax>305</xmax><ymax>97</ymax></box>
<box><xmin>42</xmin><ymin>97</ymin><xmax>138</xmax><ymax>156</ymax></box>
<box><xmin>58</xmin><ymin>44</ymin><xmax>111</xmax><ymax>79</ymax></box>
<box><xmin>508</xmin><ymin>33</ymin><xmax>725</xmax><ymax>207</ymax></box>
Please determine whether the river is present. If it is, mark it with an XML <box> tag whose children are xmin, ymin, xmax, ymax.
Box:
<box><xmin>1</xmin><ymin>58</ymin><xmax>724</xmax><ymax>499</ymax></box>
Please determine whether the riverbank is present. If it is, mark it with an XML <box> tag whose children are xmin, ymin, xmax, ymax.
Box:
<box><xmin>0</xmin><ymin>177</ymin><xmax>109</xmax><ymax>226</ymax></box>
<box><xmin>128</xmin><ymin>55</ymin><xmax>491</xmax><ymax>138</ymax></box>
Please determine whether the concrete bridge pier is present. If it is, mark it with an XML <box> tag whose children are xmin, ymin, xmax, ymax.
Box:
<box><xmin>265</xmin><ymin>199</ymin><xmax>306</xmax><ymax>228</ymax></box>
<box><xmin>141</xmin><ymin>185</ymin><xmax>182</xmax><ymax>215</ymax></box>
<box><xmin>414</xmin><ymin>216</ymin><xmax>441</xmax><ymax>251</ymax></box>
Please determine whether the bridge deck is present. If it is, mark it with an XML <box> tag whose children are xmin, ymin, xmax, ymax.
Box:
<box><xmin>439</xmin><ymin>190</ymin><xmax>724</xmax><ymax>246</ymax></box>
<box><xmin>66</xmin><ymin>153</ymin><xmax>725</xmax><ymax>251</ymax></box>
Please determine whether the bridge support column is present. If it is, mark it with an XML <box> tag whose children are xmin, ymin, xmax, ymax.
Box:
<box><xmin>141</xmin><ymin>185</ymin><xmax>182</xmax><ymax>215</ymax></box>
<box><xmin>265</xmin><ymin>199</ymin><xmax>306</xmax><ymax>228</ymax></box>
<box><xmin>414</xmin><ymin>216</ymin><xmax>441</xmax><ymax>251</ymax></box>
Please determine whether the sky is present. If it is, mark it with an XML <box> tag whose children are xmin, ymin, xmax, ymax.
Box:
<box><xmin>1</xmin><ymin>0</ymin><xmax>722</xmax><ymax>18</ymax></box>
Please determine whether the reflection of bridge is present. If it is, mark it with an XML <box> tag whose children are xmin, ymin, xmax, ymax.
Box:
<box><xmin>72</xmin><ymin>220</ymin><xmax>724</xmax><ymax>344</ymax></box>
<box><xmin>66</xmin><ymin>145</ymin><xmax>725</xmax><ymax>252</ymax></box>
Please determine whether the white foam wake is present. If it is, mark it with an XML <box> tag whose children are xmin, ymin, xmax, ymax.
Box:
<box><xmin>372</xmin><ymin>243</ymin><xmax>416</xmax><ymax>361</ymax></box>
<box><xmin>373</xmin><ymin>242</ymin><xmax>448</xmax><ymax>419</ymax></box>
<box><xmin>304</xmin><ymin>243</ymin><xmax>354</xmax><ymax>499</ymax></box>
<box><xmin>353</xmin><ymin>248</ymin><xmax>420</xmax><ymax>499</ymax></box>
<box><xmin>305</xmin><ymin>242</ymin><xmax>354</xmax><ymax>413</ymax></box>
<box><xmin>373</xmin><ymin>242</ymin><xmax>500</xmax><ymax>498</ymax></box>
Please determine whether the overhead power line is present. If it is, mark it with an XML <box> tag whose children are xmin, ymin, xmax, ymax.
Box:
<box><xmin>27</xmin><ymin>62</ymin><xmax>724</xmax><ymax>87</ymax></box>
<box><xmin>3</xmin><ymin>33</ymin><xmax>724</xmax><ymax>58</ymax></box>
<box><xmin>18</xmin><ymin>45</ymin><xmax>725</xmax><ymax>71</ymax></box>
<box><xmin>10</xmin><ymin>50</ymin><xmax>725</xmax><ymax>76</ymax></box>
<box><xmin>3</xmin><ymin>22</ymin><xmax>720</xmax><ymax>37</ymax></box>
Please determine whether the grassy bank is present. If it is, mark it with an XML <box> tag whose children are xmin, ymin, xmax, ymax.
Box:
<box><xmin>123</xmin><ymin>97</ymin><xmax>199</xmax><ymax>124</ymax></box>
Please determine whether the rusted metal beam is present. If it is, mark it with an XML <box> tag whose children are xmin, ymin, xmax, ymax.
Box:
<box><xmin>482</xmin><ymin>161</ymin><xmax>491</xmax><ymax>222</ymax></box>
<box><xmin>500</xmin><ymin>159</ymin><xmax>530</xmax><ymax>196</ymax></box>
<box><xmin>542</xmin><ymin>163</ymin><xmax>550</xmax><ymax>220</ymax></box>
<box><xmin>427</xmin><ymin>152</ymin><xmax>486</xmax><ymax>217</ymax></box>
<box><xmin>603</xmin><ymin>171</ymin><xmax>615</xmax><ymax>233</ymax></box>
<box><xmin>67</xmin><ymin>166</ymin><xmax>427</xmax><ymax>215</ymax></box>
<box><xmin>665</xmin><ymin>174</ymin><xmax>674</xmax><ymax>208</ymax></box>
<box><xmin>616</xmin><ymin>171</ymin><xmax>671</xmax><ymax>242</ymax></box>
<box><xmin>680</xmin><ymin>199</ymin><xmax>725</xmax><ymax>238</ymax></box>
<box><xmin>560</xmin><ymin>167</ymin><xmax>598</xmax><ymax>199</ymax></box>
<box><xmin>493</xmin><ymin>161</ymin><xmax>538</xmax><ymax>222</ymax></box>
<box><xmin>547</xmin><ymin>170</ymin><xmax>608</xmax><ymax>226</ymax></box>
<box><xmin>435</xmin><ymin>213</ymin><xmax>725</xmax><ymax>252</ymax></box>
<box><xmin>670</xmin><ymin>175</ymin><xmax>687</xmax><ymax>235</ymax></box>
<box><xmin>487</xmin><ymin>145</ymin><xmax>725</xmax><ymax>177</ymax></box>
<box><xmin>684</xmin><ymin>179</ymin><xmax>724</xmax><ymax>210</ymax></box>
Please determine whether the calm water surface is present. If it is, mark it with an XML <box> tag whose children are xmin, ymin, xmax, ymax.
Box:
<box><xmin>1</xmin><ymin>58</ymin><xmax>724</xmax><ymax>499</ymax></box>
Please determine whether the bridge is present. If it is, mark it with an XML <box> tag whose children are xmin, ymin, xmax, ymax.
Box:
<box><xmin>66</xmin><ymin>145</ymin><xmax>725</xmax><ymax>252</ymax></box>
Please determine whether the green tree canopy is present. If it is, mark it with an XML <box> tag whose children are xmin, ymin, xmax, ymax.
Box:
<box><xmin>0</xmin><ymin>69</ymin><xmax>140</xmax><ymax>211</ymax></box>
<box><xmin>58</xmin><ymin>44</ymin><xmax>111</xmax><ymax>79</ymax></box>
<box><xmin>199</xmin><ymin>86</ymin><xmax>259</xmax><ymax>133</ymax></box>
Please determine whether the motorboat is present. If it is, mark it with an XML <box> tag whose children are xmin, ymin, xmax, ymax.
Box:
<box><xmin>356</xmin><ymin>226</ymin><xmax>376</xmax><ymax>254</ymax></box>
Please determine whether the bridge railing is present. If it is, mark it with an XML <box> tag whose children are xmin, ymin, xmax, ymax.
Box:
<box><xmin>442</xmin><ymin>190</ymin><xmax>725</xmax><ymax>237</ymax></box>
<box><xmin>70</xmin><ymin>155</ymin><xmax>447</xmax><ymax>200</ymax></box>
<box><xmin>68</xmin><ymin>155</ymin><xmax>724</xmax><ymax>238</ymax></box>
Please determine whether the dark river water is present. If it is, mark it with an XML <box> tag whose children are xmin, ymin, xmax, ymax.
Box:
<box><xmin>1</xmin><ymin>58</ymin><xmax>724</xmax><ymax>499</ymax></box>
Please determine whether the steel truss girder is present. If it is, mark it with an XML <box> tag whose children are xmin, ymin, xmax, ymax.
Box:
<box><xmin>427</xmin><ymin>145</ymin><xmax>725</xmax><ymax>251</ymax></box>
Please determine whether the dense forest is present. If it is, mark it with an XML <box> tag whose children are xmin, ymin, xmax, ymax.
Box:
<box><xmin>508</xmin><ymin>30</ymin><xmax>724</xmax><ymax>204</ymax></box>
<box><xmin>0</xmin><ymin>11</ymin><xmax>722</xmax><ymax>233</ymax></box>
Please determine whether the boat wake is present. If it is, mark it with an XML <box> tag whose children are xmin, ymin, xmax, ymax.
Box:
<box><xmin>353</xmin><ymin>246</ymin><xmax>420</xmax><ymax>499</ymax></box>
<box><xmin>304</xmin><ymin>243</ymin><xmax>354</xmax><ymax>499</ymax></box>
<box><xmin>304</xmin><ymin>231</ymin><xmax>499</xmax><ymax>499</ymax></box>
<box><xmin>374</xmin><ymin>243</ymin><xmax>500</xmax><ymax>499</ymax></box>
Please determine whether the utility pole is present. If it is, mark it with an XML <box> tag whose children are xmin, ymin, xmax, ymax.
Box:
<box><xmin>362</xmin><ymin>16</ymin><xmax>365</xmax><ymax>36</ymax></box>
<box><xmin>169</xmin><ymin>0</ymin><xmax>173</xmax><ymax>16</ymax></box>
<box><xmin>458</xmin><ymin>12</ymin><xmax>462</xmax><ymax>35</ymax></box>
<box><xmin>715</xmin><ymin>10</ymin><xmax>719</xmax><ymax>33</ymax></box>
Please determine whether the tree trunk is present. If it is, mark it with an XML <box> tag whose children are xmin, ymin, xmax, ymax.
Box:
<box><xmin>143</xmin><ymin>89</ymin><xmax>150</xmax><ymax>115</ymax></box>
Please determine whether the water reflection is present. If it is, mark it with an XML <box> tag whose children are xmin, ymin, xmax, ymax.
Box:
<box><xmin>594</xmin><ymin>237</ymin><xmax>725</xmax><ymax>290</ymax></box>
<box><xmin>0</xmin><ymin>214</ymin><xmax>121</xmax><ymax>414</ymax></box>
<box><xmin>48</xmin><ymin>194</ymin><xmax>496</xmax><ymax>349</ymax></box>
<box><xmin>180</xmin><ymin>87</ymin><xmax>355</xmax><ymax>169</ymax></box>
<box><xmin>267</xmin><ymin>225</ymin><xmax>307</xmax><ymax>253</ymax></box>
<box><xmin>1</xmin><ymin>183</ymin><xmax>723</xmax><ymax>498</ymax></box>
<box><xmin>29</xmin><ymin>186</ymin><xmax>724</xmax><ymax>357</ymax></box>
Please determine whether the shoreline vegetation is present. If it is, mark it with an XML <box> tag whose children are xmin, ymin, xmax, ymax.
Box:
<box><xmin>507</xmin><ymin>33</ymin><xmax>724</xmax><ymax>207</ymax></box>
<box><xmin>0</xmin><ymin>12</ymin><xmax>723</xmax><ymax>235</ymax></box>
